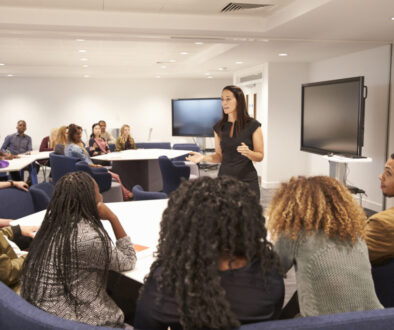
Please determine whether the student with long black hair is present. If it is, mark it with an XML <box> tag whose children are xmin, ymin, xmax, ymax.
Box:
<box><xmin>21</xmin><ymin>171</ymin><xmax>136</xmax><ymax>328</ymax></box>
<box><xmin>187</xmin><ymin>85</ymin><xmax>264</xmax><ymax>200</ymax></box>
<box><xmin>134</xmin><ymin>176</ymin><xmax>284</xmax><ymax>330</ymax></box>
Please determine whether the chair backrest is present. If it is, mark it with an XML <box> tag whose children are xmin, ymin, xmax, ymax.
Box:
<box><xmin>75</xmin><ymin>161</ymin><xmax>112</xmax><ymax>193</ymax></box>
<box><xmin>0</xmin><ymin>188</ymin><xmax>37</xmax><ymax>219</ymax></box>
<box><xmin>158</xmin><ymin>156</ymin><xmax>190</xmax><ymax>195</ymax></box>
<box><xmin>136</xmin><ymin>142</ymin><xmax>171</xmax><ymax>149</ymax></box>
<box><xmin>108</xmin><ymin>143</ymin><xmax>116</xmax><ymax>152</ymax></box>
<box><xmin>372</xmin><ymin>258</ymin><xmax>394</xmax><ymax>307</ymax></box>
<box><xmin>172</xmin><ymin>143</ymin><xmax>201</xmax><ymax>161</ymax></box>
<box><xmin>29</xmin><ymin>182</ymin><xmax>55</xmax><ymax>212</ymax></box>
<box><xmin>240</xmin><ymin>307</ymin><xmax>394</xmax><ymax>330</ymax></box>
<box><xmin>0</xmin><ymin>281</ymin><xmax>115</xmax><ymax>330</ymax></box>
<box><xmin>132</xmin><ymin>185</ymin><xmax>167</xmax><ymax>201</ymax></box>
<box><xmin>49</xmin><ymin>153</ymin><xmax>79</xmax><ymax>184</ymax></box>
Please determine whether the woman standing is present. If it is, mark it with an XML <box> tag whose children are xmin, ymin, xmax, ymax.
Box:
<box><xmin>89</xmin><ymin>123</ymin><xmax>110</xmax><ymax>157</ymax></box>
<box><xmin>134</xmin><ymin>176</ymin><xmax>284</xmax><ymax>330</ymax></box>
<box><xmin>187</xmin><ymin>85</ymin><xmax>263</xmax><ymax>200</ymax></box>
<box><xmin>21</xmin><ymin>171</ymin><xmax>136</xmax><ymax>327</ymax></box>
<box><xmin>266</xmin><ymin>176</ymin><xmax>383</xmax><ymax>317</ymax></box>
<box><xmin>115</xmin><ymin>124</ymin><xmax>136</xmax><ymax>152</ymax></box>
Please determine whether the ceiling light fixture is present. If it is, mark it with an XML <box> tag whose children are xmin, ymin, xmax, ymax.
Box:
<box><xmin>7</xmin><ymin>74</ymin><xmax>14</xmax><ymax>77</ymax></box>
<box><xmin>155</xmin><ymin>75</ymin><xmax>161</xmax><ymax>78</ymax></box>
<box><xmin>82</xmin><ymin>64</ymin><xmax>89</xmax><ymax>68</ymax></box>
<box><xmin>195</xmin><ymin>42</ymin><xmax>204</xmax><ymax>45</ymax></box>
<box><xmin>161</xmin><ymin>65</ymin><xmax>167</xmax><ymax>69</ymax></box>
<box><xmin>205</xmin><ymin>72</ymin><xmax>211</xmax><ymax>75</ymax></box>
<box><xmin>0</xmin><ymin>63</ymin><xmax>5</xmax><ymax>66</ymax></box>
<box><xmin>76</xmin><ymin>39</ymin><xmax>85</xmax><ymax>42</ymax></box>
<box><xmin>278</xmin><ymin>53</ymin><xmax>288</xmax><ymax>56</ymax></box>
<box><xmin>207</xmin><ymin>76</ymin><xmax>213</xmax><ymax>79</ymax></box>
<box><xmin>80</xmin><ymin>58</ymin><xmax>88</xmax><ymax>61</ymax></box>
<box><xmin>235</xmin><ymin>61</ymin><xmax>243</xmax><ymax>64</ymax></box>
<box><xmin>169</xmin><ymin>59</ymin><xmax>176</xmax><ymax>63</ymax></box>
<box><xmin>79</xmin><ymin>50</ymin><xmax>87</xmax><ymax>53</ymax></box>
<box><xmin>180</xmin><ymin>52</ymin><xmax>188</xmax><ymax>55</ymax></box>
<box><xmin>84</xmin><ymin>74</ymin><xmax>90</xmax><ymax>78</ymax></box>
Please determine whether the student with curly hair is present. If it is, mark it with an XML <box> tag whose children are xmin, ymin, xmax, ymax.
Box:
<box><xmin>21</xmin><ymin>171</ymin><xmax>136</xmax><ymax>327</ymax></box>
<box><xmin>266</xmin><ymin>176</ymin><xmax>382</xmax><ymax>317</ymax></box>
<box><xmin>134</xmin><ymin>176</ymin><xmax>284</xmax><ymax>330</ymax></box>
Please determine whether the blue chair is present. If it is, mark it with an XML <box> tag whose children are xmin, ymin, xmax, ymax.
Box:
<box><xmin>50</xmin><ymin>153</ymin><xmax>80</xmax><ymax>184</ymax></box>
<box><xmin>75</xmin><ymin>161</ymin><xmax>112</xmax><ymax>193</ymax></box>
<box><xmin>0</xmin><ymin>281</ymin><xmax>117</xmax><ymax>330</ymax></box>
<box><xmin>132</xmin><ymin>185</ymin><xmax>167</xmax><ymax>201</ymax></box>
<box><xmin>0</xmin><ymin>188</ymin><xmax>40</xmax><ymax>219</ymax></box>
<box><xmin>239</xmin><ymin>308</ymin><xmax>394</xmax><ymax>330</ymax></box>
<box><xmin>108</xmin><ymin>143</ymin><xmax>116</xmax><ymax>152</ymax></box>
<box><xmin>158</xmin><ymin>156</ymin><xmax>190</xmax><ymax>195</ymax></box>
<box><xmin>372</xmin><ymin>258</ymin><xmax>394</xmax><ymax>307</ymax></box>
<box><xmin>172</xmin><ymin>143</ymin><xmax>201</xmax><ymax>162</ymax></box>
<box><xmin>136</xmin><ymin>142</ymin><xmax>171</xmax><ymax>149</ymax></box>
<box><xmin>29</xmin><ymin>182</ymin><xmax>55</xmax><ymax>212</ymax></box>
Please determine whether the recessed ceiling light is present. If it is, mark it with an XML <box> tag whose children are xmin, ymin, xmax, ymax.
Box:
<box><xmin>84</xmin><ymin>74</ymin><xmax>90</xmax><ymax>78</ymax></box>
<box><xmin>218</xmin><ymin>67</ymin><xmax>227</xmax><ymax>71</ymax></box>
<box><xmin>278</xmin><ymin>53</ymin><xmax>288</xmax><ymax>56</ymax></box>
<box><xmin>180</xmin><ymin>51</ymin><xmax>188</xmax><ymax>55</ymax></box>
<box><xmin>161</xmin><ymin>65</ymin><xmax>167</xmax><ymax>69</ymax></box>
<box><xmin>82</xmin><ymin>64</ymin><xmax>89</xmax><ymax>68</ymax></box>
<box><xmin>169</xmin><ymin>59</ymin><xmax>176</xmax><ymax>63</ymax></box>
<box><xmin>195</xmin><ymin>42</ymin><xmax>204</xmax><ymax>45</ymax></box>
<box><xmin>80</xmin><ymin>58</ymin><xmax>88</xmax><ymax>61</ymax></box>
<box><xmin>79</xmin><ymin>49</ymin><xmax>87</xmax><ymax>53</ymax></box>
<box><xmin>205</xmin><ymin>72</ymin><xmax>211</xmax><ymax>75</ymax></box>
<box><xmin>235</xmin><ymin>61</ymin><xmax>243</xmax><ymax>64</ymax></box>
<box><xmin>392</xmin><ymin>17</ymin><xmax>394</xmax><ymax>20</ymax></box>
<box><xmin>0</xmin><ymin>63</ymin><xmax>4</xmax><ymax>66</ymax></box>
<box><xmin>207</xmin><ymin>76</ymin><xmax>213</xmax><ymax>79</ymax></box>
<box><xmin>7</xmin><ymin>74</ymin><xmax>14</xmax><ymax>77</ymax></box>
<box><xmin>155</xmin><ymin>75</ymin><xmax>161</xmax><ymax>78</ymax></box>
<box><xmin>76</xmin><ymin>39</ymin><xmax>85</xmax><ymax>42</ymax></box>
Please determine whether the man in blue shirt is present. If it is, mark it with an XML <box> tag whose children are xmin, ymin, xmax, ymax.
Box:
<box><xmin>1</xmin><ymin>120</ymin><xmax>32</xmax><ymax>155</ymax></box>
<box><xmin>1</xmin><ymin>120</ymin><xmax>34</xmax><ymax>181</ymax></box>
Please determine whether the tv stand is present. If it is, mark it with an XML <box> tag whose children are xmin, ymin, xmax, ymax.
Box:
<box><xmin>322</xmin><ymin>155</ymin><xmax>372</xmax><ymax>185</ymax></box>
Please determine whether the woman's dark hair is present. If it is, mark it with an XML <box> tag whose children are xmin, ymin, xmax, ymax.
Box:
<box><xmin>146</xmin><ymin>176</ymin><xmax>281</xmax><ymax>330</ymax></box>
<box><xmin>217</xmin><ymin>85</ymin><xmax>252</xmax><ymax>137</ymax></box>
<box><xmin>21</xmin><ymin>171</ymin><xmax>111</xmax><ymax>314</ymax></box>
<box><xmin>68</xmin><ymin>123</ymin><xmax>82</xmax><ymax>143</ymax></box>
<box><xmin>90</xmin><ymin>123</ymin><xmax>101</xmax><ymax>139</ymax></box>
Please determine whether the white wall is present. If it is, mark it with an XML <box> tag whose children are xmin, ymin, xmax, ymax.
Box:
<box><xmin>0</xmin><ymin>77</ymin><xmax>231</xmax><ymax>150</ymax></box>
<box><xmin>306</xmin><ymin>45</ymin><xmax>392</xmax><ymax>211</ymax></box>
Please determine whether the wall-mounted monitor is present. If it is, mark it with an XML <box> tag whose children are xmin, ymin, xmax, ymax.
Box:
<box><xmin>301</xmin><ymin>76</ymin><xmax>366</xmax><ymax>157</ymax></box>
<box><xmin>172</xmin><ymin>98</ymin><xmax>222</xmax><ymax>137</ymax></box>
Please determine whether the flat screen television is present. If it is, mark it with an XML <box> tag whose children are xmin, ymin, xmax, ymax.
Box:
<box><xmin>172</xmin><ymin>98</ymin><xmax>222</xmax><ymax>137</ymax></box>
<box><xmin>301</xmin><ymin>76</ymin><xmax>366</xmax><ymax>157</ymax></box>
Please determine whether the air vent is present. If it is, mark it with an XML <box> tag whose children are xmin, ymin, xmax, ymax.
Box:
<box><xmin>240</xmin><ymin>73</ymin><xmax>262</xmax><ymax>83</ymax></box>
<box><xmin>221</xmin><ymin>2</ymin><xmax>273</xmax><ymax>12</ymax></box>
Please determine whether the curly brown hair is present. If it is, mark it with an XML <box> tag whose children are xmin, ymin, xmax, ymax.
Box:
<box><xmin>266</xmin><ymin>176</ymin><xmax>366</xmax><ymax>244</ymax></box>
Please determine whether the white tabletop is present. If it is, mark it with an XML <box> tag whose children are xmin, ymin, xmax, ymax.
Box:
<box><xmin>0</xmin><ymin>151</ymin><xmax>51</xmax><ymax>172</ymax></box>
<box><xmin>92</xmin><ymin>148</ymin><xmax>190</xmax><ymax>161</ymax></box>
<box><xmin>13</xmin><ymin>199</ymin><xmax>168</xmax><ymax>283</ymax></box>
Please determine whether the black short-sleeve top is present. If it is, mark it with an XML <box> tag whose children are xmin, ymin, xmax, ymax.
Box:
<box><xmin>213</xmin><ymin>118</ymin><xmax>261</xmax><ymax>182</ymax></box>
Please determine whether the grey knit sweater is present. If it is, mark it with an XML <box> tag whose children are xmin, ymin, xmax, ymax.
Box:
<box><xmin>274</xmin><ymin>231</ymin><xmax>383</xmax><ymax>316</ymax></box>
<box><xmin>21</xmin><ymin>220</ymin><xmax>136</xmax><ymax>328</ymax></box>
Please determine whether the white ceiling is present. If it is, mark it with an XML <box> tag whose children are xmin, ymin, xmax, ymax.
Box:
<box><xmin>0</xmin><ymin>0</ymin><xmax>392</xmax><ymax>79</ymax></box>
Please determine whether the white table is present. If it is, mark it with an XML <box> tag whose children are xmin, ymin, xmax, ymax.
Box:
<box><xmin>14</xmin><ymin>199</ymin><xmax>167</xmax><ymax>283</ymax></box>
<box><xmin>0</xmin><ymin>151</ymin><xmax>51</xmax><ymax>184</ymax></box>
<box><xmin>92</xmin><ymin>149</ymin><xmax>191</xmax><ymax>191</ymax></box>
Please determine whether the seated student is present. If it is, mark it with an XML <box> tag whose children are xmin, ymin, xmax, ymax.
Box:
<box><xmin>0</xmin><ymin>224</ymin><xmax>37</xmax><ymax>292</ymax></box>
<box><xmin>115</xmin><ymin>124</ymin><xmax>136</xmax><ymax>151</ymax></box>
<box><xmin>134</xmin><ymin>176</ymin><xmax>284</xmax><ymax>330</ymax></box>
<box><xmin>88</xmin><ymin>123</ymin><xmax>110</xmax><ymax>157</ymax></box>
<box><xmin>99</xmin><ymin>120</ymin><xmax>116</xmax><ymax>144</ymax></box>
<box><xmin>39</xmin><ymin>128</ymin><xmax>58</xmax><ymax>152</ymax></box>
<box><xmin>266</xmin><ymin>176</ymin><xmax>383</xmax><ymax>317</ymax></box>
<box><xmin>21</xmin><ymin>171</ymin><xmax>137</xmax><ymax>328</ymax></box>
<box><xmin>65</xmin><ymin>124</ymin><xmax>133</xmax><ymax>200</ymax></box>
<box><xmin>365</xmin><ymin>153</ymin><xmax>394</xmax><ymax>265</ymax></box>
<box><xmin>53</xmin><ymin>125</ymin><xmax>68</xmax><ymax>155</ymax></box>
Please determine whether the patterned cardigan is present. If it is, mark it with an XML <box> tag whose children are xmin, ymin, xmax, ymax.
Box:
<box><xmin>21</xmin><ymin>220</ymin><xmax>137</xmax><ymax>328</ymax></box>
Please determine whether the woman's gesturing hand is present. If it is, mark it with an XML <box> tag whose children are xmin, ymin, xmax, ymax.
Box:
<box><xmin>186</xmin><ymin>151</ymin><xmax>204</xmax><ymax>164</ymax></box>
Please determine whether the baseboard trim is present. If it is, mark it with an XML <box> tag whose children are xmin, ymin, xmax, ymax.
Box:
<box><xmin>353</xmin><ymin>195</ymin><xmax>382</xmax><ymax>212</ymax></box>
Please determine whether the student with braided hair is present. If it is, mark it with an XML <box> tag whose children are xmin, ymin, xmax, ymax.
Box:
<box><xmin>21</xmin><ymin>171</ymin><xmax>136</xmax><ymax>328</ymax></box>
<box><xmin>266</xmin><ymin>176</ymin><xmax>383</xmax><ymax>317</ymax></box>
<box><xmin>134</xmin><ymin>176</ymin><xmax>284</xmax><ymax>330</ymax></box>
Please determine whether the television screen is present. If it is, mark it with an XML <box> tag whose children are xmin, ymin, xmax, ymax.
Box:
<box><xmin>301</xmin><ymin>76</ymin><xmax>365</xmax><ymax>157</ymax></box>
<box><xmin>172</xmin><ymin>98</ymin><xmax>222</xmax><ymax>137</ymax></box>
